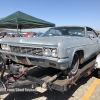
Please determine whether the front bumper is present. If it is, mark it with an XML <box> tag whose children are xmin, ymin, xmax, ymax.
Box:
<box><xmin>0</xmin><ymin>50</ymin><xmax>69</xmax><ymax>70</ymax></box>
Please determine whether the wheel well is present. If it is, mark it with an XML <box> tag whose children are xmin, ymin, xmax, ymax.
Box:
<box><xmin>76</xmin><ymin>50</ymin><xmax>84</xmax><ymax>64</ymax></box>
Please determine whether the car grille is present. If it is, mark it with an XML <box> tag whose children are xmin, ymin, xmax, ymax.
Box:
<box><xmin>10</xmin><ymin>46</ymin><xmax>43</xmax><ymax>56</ymax></box>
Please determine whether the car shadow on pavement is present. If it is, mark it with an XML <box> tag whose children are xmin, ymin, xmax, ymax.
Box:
<box><xmin>2</xmin><ymin>72</ymin><xmax>97</xmax><ymax>100</ymax></box>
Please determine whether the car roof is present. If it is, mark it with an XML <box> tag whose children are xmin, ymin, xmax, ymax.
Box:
<box><xmin>53</xmin><ymin>26</ymin><xmax>85</xmax><ymax>28</ymax></box>
<box><xmin>51</xmin><ymin>26</ymin><xmax>94</xmax><ymax>30</ymax></box>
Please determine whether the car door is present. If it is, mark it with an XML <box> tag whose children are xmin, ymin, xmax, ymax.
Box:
<box><xmin>84</xmin><ymin>27</ymin><xmax>99</xmax><ymax>61</ymax></box>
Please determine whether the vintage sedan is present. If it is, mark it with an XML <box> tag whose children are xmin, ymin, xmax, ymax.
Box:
<box><xmin>0</xmin><ymin>26</ymin><xmax>100</xmax><ymax>76</ymax></box>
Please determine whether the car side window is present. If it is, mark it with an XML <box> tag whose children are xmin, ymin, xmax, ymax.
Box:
<box><xmin>86</xmin><ymin>27</ymin><xmax>97</xmax><ymax>38</ymax></box>
<box><xmin>92</xmin><ymin>30</ymin><xmax>98</xmax><ymax>38</ymax></box>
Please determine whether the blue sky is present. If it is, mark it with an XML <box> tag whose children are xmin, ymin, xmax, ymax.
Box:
<box><xmin>0</xmin><ymin>0</ymin><xmax>100</xmax><ymax>32</ymax></box>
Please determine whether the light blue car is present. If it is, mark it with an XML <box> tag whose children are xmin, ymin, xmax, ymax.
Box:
<box><xmin>0</xmin><ymin>26</ymin><xmax>99</xmax><ymax>76</ymax></box>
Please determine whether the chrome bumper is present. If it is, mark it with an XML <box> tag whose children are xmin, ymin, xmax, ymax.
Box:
<box><xmin>0</xmin><ymin>50</ymin><xmax>69</xmax><ymax>70</ymax></box>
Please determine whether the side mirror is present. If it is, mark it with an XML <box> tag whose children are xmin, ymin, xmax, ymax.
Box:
<box><xmin>88</xmin><ymin>34</ymin><xmax>94</xmax><ymax>38</ymax></box>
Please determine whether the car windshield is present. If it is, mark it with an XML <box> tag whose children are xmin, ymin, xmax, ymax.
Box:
<box><xmin>43</xmin><ymin>27</ymin><xmax>85</xmax><ymax>37</ymax></box>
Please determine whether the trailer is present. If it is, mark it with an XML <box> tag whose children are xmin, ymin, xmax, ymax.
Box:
<box><xmin>0</xmin><ymin>56</ymin><xmax>99</xmax><ymax>93</ymax></box>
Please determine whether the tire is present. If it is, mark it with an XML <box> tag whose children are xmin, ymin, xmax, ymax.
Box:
<box><xmin>68</xmin><ymin>53</ymin><xmax>79</xmax><ymax>76</ymax></box>
<box><xmin>97</xmin><ymin>69</ymin><xmax>100</xmax><ymax>78</ymax></box>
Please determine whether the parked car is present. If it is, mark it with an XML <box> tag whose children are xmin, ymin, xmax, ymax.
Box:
<box><xmin>0</xmin><ymin>26</ymin><xmax>100</xmax><ymax>76</ymax></box>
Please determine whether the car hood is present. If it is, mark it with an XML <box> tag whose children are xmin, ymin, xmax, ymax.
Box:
<box><xmin>0</xmin><ymin>36</ymin><xmax>82</xmax><ymax>46</ymax></box>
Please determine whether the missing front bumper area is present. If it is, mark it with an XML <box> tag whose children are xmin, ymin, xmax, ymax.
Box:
<box><xmin>1</xmin><ymin>50</ymin><xmax>69</xmax><ymax>70</ymax></box>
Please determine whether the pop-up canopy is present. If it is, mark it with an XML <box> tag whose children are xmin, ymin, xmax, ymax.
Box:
<box><xmin>0</xmin><ymin>11</ymin><xmax>55</xmax><ymax>31</ymax></box>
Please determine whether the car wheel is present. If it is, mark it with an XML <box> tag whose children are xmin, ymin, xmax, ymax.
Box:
<box><xmin>68</xmin><ymin>53</ymin><xmax>79</xmax><ymax>77</ymax></box>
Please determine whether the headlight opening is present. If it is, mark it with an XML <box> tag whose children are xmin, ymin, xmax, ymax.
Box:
<box><xmin>51</xmin><ymin>49</ymin><xmax>58</xmax><ymax>57</ymax></box>
<box><xmin>43</xmin><ymin>48</ymin><xmax>51</xmax><ymax>56</ymax></box>
<box><xmin>43</xmin><ymin>48</ymin><xmax>58</xmax><ymax>57</ymax></box>
<box><xmin>1</xmin><ymin>44</ymin><xmax>10</xmax><ymax>51</ymax></box>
